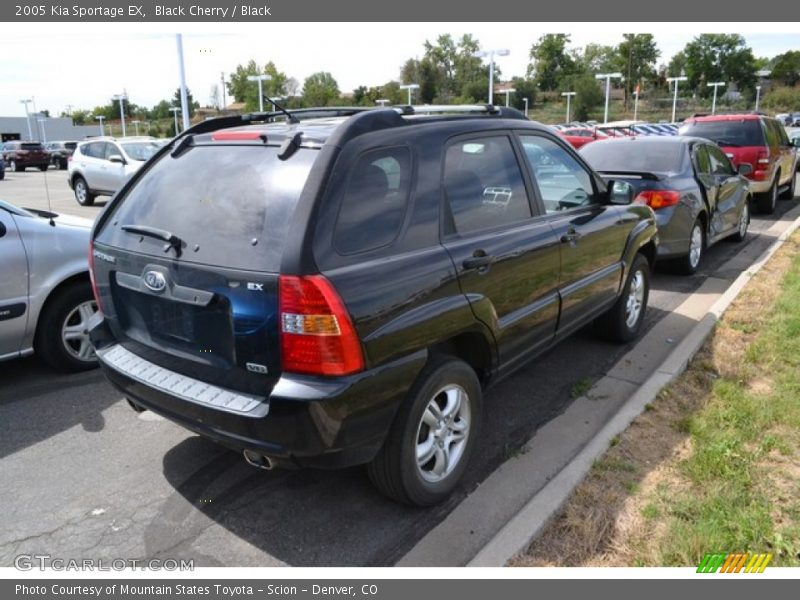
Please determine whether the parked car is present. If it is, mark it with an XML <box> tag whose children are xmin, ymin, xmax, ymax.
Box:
<box><xmin>679</xmin><ymin>114</ymin><xmax>797</xmax><ymax>214</ymax></box>
<box><xmin>68</xmin><ymin>137</ymin><xmax>163</xmax><ymax>206</ymax></box>
<box><xmin>1</xmin><ymin>141</ymin><xmax>50</xmax><ymax>172</ymax></box>
<box><xmin>0</xmin><ymin>200</ymin><xmax>98</xmax><ymax>371</ymax></box>
<box><xmin>581</xmin><ymin>137</ymin><xmax>751</xmax><ymax>274</ymax></box>
<box><xmin>46</xmin><ymin>141</ymin><xmax>78</xmax><ymax>170</ymax></box>
<box><xmin>88</xmin><ymin>106</ymin><xmax>657</xmax><ymax>506</ymax></box>
<box><xmin>557</xmin><ymin>127</ymin><xmax>608</xmax><ymax>149</ymax></box>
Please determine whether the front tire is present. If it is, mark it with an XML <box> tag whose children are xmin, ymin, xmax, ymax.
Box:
<box><xmin>367</xmin><ymin>358</ymin><xmax>482</xmax><ymax>506</ymax></box>
<box><xmin>35</xmin><ymin>282</ymin><xmax>99</xmax><ymax>372</ymax></box>
<box><xmin>594</xmin><ymin>253</ymin><xmax>650</xmax><ymax>343</ymax></box>
<box><xmin>73</xmin><ymin>176</ymin><xmax>95</xmax><ymax>206</ymax></box>
<box><xmin>780</xmin><ymin>171</ymin><xmax>796</xmax><ymax>199</ymax></box>
<box><xmin>730</xmin><ymin>199</ymin><xmax>750</xmax><ymax>243</ymax></box>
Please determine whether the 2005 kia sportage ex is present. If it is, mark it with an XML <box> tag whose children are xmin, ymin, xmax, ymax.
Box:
<box><xmin>89</xmin><ymin>105</ymin><xmax>657</xmax><ymax>506</ymax></box>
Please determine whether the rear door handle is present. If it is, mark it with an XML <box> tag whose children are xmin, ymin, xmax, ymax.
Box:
<box><xmin>462</xmin><ymin>253</ymin><xmax>495</xmax><ymax>270</ymax></box>
<box><xmin>560</xmin><ymin>228</ymin><xmax>582</xmax><ymax>244</ymax></box>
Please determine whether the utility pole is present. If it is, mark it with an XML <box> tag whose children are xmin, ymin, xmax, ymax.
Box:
<box><xmin>220</xmin><ymin>72</ymin><xmax>227</xmax><ymax>111</ymax></box>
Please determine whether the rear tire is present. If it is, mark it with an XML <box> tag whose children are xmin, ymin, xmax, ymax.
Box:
<box><xmin>39</xmin><ymin>165</ymin><xmax>48</xmax><ymax>171</ymax></box>
<box><xmin>757</xmin><ymin>177</ymin><xmax>779</xmax><ymax>214</ymax></box>
<box><xmin>35</xmin><ymin>282</ymin><xmax>99</xmax><ymax>372</ymax></box>
<box><xmin>73</xmin><ymin>176</ymin><xmax>95</xmax><ymax>206</ymax></box>
<box><xmin>11</xmin><ymin>160</ymin><xmax>21</xmax><ymax>172</ymax></box>
<box><xmin>594</xmin><ymin>253</ymin><xmax>650</xmax><ymax>343</ymax></box>
<box><xmin>672</xmin><ymin>218</ymin><xmax>705</xmax><ymax>275</ymax></box>
<box><xmin>367</xmin><ymin>358</ymin><xmax>482</xmax><ymax>506</ymax></box>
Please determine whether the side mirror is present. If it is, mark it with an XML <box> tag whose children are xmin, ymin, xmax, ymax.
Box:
<box><xmin>737</xmin><ymin>163</ymin><xmax>753</xmax><ymax>176</ymax></box>
<box><xmin>108</xmin><ymin>154</ymin><xmax>125</xmax><ymax>164</ymax></box>
<box><xmin>608</xmin><ymin>180</ymin><xmax>635</xmax><ymax>205</ymax></box>
<box><xmin>792</xmin><ymin>137</ymin><xmax>800</xmax><ymax>148</ymax></box>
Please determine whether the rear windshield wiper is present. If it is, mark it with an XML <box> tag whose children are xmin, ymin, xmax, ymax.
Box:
<box><xmin>715</xmin><ymin>139</ymin><xmax>741</xmax><ymax>147</ymax></box>
<box><xmin>121</xmin><ymin>224</ymin><xmax>184</xmax><ymax>256</ymax></box>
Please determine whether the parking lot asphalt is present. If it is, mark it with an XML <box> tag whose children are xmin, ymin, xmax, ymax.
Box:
<box><xmin>2</xmin><ymin>168</ymin><xmax>799</xmax><ymax>567</ymax></box>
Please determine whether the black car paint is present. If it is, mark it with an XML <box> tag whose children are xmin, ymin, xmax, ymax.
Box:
<box><xmin>90</xmin><ymin>109</ymin><xmax>657</xmax><ymax>469</ymax></box>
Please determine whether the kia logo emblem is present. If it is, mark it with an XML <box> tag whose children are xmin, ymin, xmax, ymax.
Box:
<box><xmin>143</xmin><ymin>270</ymin><xmax>167</xmax><ymax>292</ymax></box>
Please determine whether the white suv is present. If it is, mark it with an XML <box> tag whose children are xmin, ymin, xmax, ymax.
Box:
<box><xmin>68</xmin><ymin>137</ymin><xmax>163</xmax><ymax>206</ymax></box>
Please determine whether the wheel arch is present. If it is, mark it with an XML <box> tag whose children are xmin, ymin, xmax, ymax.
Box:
<box><xmin>33</xmin><ymin>272</ymin><xmax>91</xmax><ymax>349</ymax></box>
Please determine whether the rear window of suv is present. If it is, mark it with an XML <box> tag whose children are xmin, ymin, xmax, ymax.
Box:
<box><xmin>21</xmin><ymin>143</ymin><xmax>44</xmax><ymax>151</ymax></box>
<box><xmin>679</xmin><ymin>119</ymin><xmax>764</xmax><ymax>147</ymax></box>
<box><xmin>97</xmin><ymin>145</ymin><xmax>319</xmax><ymax>272</ymax></box>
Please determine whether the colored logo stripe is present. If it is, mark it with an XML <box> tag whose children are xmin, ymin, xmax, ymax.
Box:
<box><xmin>697</xmin><ymin>553</ymin><xmax>772</xmax><ymax>573</ymax></box>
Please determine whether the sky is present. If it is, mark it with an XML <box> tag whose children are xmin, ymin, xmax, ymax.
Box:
<box><xmin>1</xmin><ymin>22</ymin><xmax>799</xmax><ymax>117</ymax></box>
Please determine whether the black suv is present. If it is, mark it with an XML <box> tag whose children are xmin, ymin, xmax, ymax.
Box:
<box><xmin>89</xmin><ymin>106</ymin><xmax>657</xmax><ymax>505</ymax></box>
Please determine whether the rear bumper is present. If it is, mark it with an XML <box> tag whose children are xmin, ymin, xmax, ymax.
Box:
<box><xmin>91</xmin><ymin>318</ymin><xmax>426</xmax><ymax>469</ymax></box>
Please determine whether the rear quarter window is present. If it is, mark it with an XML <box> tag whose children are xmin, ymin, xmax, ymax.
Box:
<box><xmin>333</xmin><ymin>147</ymin><xmax>412</xmax><ymax>255</ymax></box>
<box><xmin>679</xmin><ymin>120</ymin><xmax>764</xmax><ymax>147</ymax></box>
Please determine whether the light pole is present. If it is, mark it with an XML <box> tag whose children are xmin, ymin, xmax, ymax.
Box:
<box><xmin>503</xmin><ymin>88</ymin><xmax>516</xmax><ymax>107</ymax></box>
<box><xmin>400</xmin><ymin>83</ymin><xmax>420</xmax><ymax>105</ymax></box>
<box><xmin>176</xmin><ymin>34</ymin><xmax>190</xmax><ymax>131</ymax></box>
<box><xmin>561</xmin><ymin>91</ymin><xmax>576</xmax><ymax>123</ymax></box>
<box><xmin>523</xmin><ymin>97</ymin><xmax>529</xmax><ymax>118</ymax></box>
<box><xmin>472</xmin><ymin>48</ymin><xmax>510</xmax><ymax>105</ymax></box>
<box><xmin>375</xmin><ymin>99</ymin><xmax>390</xmax><ymax>107</ymax></box>
<box><xmin>666</xmin><ymin>76</ymin><xmax>688</xmax><ymax>124</ymax></box>
<box><xmin>37</xmin><ymin>118</ymin><xmax>47</xmax><ymax>144</ymax></box>
<box><xmin>755</xmin><ymin>85</ymin><xmax>762</xmax><ymax>112</ymax></box>
<box><xmin>595</xmin><ymin>73</ymin><xmax>622</xmax><ymax>124</ymax></box>
<box><xmin>131</xmin><ymin>120</ymin><xmax>141</xmax><ymax>136</ymax></box>
<box><xmin>95</xmin><ymin>116</ymin><xmax>105</xmax><ymax>136</ymax></box>
<box><xmin>170</xmin><ymin>107</ymin><xmax>181</xmax><ymax>136</ymax></box>
<box><xmin>247</xmin><ymin>74</ymin><xmax>272</xmax><ymax>112</ymax></box>
<box><xmin>20</xmin><ymin>99</ymin><xmax>33</xmax><ymax>140</ymax></box>
<box><xmin>112</xmin><ymin>93</ymin><xmax>127</xmax><ymax>137</ymax></box>
<box><xmin>707</xmin><ymin>82</ymin><xmax>725</xmax><ymax>115</ymax></box>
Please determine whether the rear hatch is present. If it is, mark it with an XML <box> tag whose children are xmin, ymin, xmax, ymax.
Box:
<box><xmin>679</xmin><ymin>119</ymin><xmax>767</xmax><ymax>180</ymax></box>
<box><xmin>93</xmin><ymin>141</ymin><xmax>320</xmax><ymax>396</ymax></box>
<box><xmin>20</xmin><ymin>143</ymin><xmax>47</xmax><ymax>160</ymax></box>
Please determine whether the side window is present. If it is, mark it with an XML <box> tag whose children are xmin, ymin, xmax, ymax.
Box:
<box><xmin>693</xmin><ymin>145</ymin><xmax>711</xmax><ymax>174</ymax></box>
<box><xmin>83</xmin><ymin>143</ymin><xmax>100</xmax><ymax>159</ymax></box>
<box><xmin>518</xmin><ymin>134</ymin><xmax>598</xmax><ymax>214</ymax></box>
<box><xmin>442</xmin><ymin>135</ymin><xmax>531</xmax><ymax>235</ymax></box>
<box><xmin>777</xmin><ymin>123</ymin><xmax>790</xmax><ymax>146</ymax></box>
<box><xmin>764</xmin><ymin>120</ymin><xmax>779</xmax><ymax>147</ymax></box>
<box><xmin>333</xmin><ymin>147</ymin><xmax>412</xmax><ymax>255</ymax></box>
<box><xmin>707</xmin><ymin>145</ymin><xmax>734</xmax><ymax>175</ymax></box>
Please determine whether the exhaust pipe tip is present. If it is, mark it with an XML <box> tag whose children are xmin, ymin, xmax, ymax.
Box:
<box><xmin>243</xmin><ymin>449</ymin><xmax>274</xmax><ymax>471</ymax></box>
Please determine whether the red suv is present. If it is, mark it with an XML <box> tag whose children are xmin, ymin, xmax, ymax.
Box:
<box><xmin>679</xmin><ymin>114</ymin><xmax>797</xmax><ymax>213</ymax></box>
<box><xmin>1</xmin><ymin>141</ymin><xmax>50</xmax><ymax>172</ymax></box>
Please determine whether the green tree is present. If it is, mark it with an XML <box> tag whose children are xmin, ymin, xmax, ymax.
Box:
<box><xmin>418</xmin><ymin>58</ymin><xmax>439</xmax><ymax>104</ymax></box>
<box><xmin>400</xmin><ymin>58</ymin><xmax>420</xmax><ymax>88</ymax></box>
<box><xmin>302</xmin><ymin>72</ymin><xmax>340</xmax><ymax>106</ymax></box>
<box><xmin>172</xmin><ymin>88</ymin><xmax>199</xmax><ymax>118</ymax></box>
<box><xmin>227</xmin><ymin>60</ymin><xmax>290</xmax><ymax>111</ymax></box>
<box><xmin>770</xmin><ymin>51</ymin><xmax>800</xmax><ymax>88</ymax></box>
<box><xmin>68</xmin><ymin>109</ymin><xmax>91</xmax><ymax>125</ymax></box>
<box><xmin>509</xmin><ymin>77</ymin><xmax>537</xmax><ymax>113</ymax></box>
<box><xmin>528</xmin><ymin>34</ymin><xmax>576</xmax><ymax>91</ymax></box>
<box><xmin>563</xmin><ymin>73</ymin><xmax>604</xmax><ymax>121</ymax></box>
<box><xmin>683</xmin><ymin>34</ymin><xmax>757</xmax><ymax>97</ymax></box>
<box><xmin>667</xmin><ymin>51</ymin><xmax>687</xmax><ymax>78</ymax></box>
<box><xmin>617</xmin><ymin>34</ymin><xmax>660</xmax><ymax>106</ymax></box>
<box><xmin>579</xmin><ymin>43</ymin><xmax>619</xmax><ymax>73</ymax></box>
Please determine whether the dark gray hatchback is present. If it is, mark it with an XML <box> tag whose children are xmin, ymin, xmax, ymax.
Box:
<box><xmin>89</xmin><ymin>106</ymin><xmax>658</xmax><ymax>505</ymax></box>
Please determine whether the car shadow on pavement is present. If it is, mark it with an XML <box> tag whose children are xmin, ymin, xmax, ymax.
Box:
<box><xmin>150</xmin><ymin>307</ymin><xmax>679</xmax><ymax>567</ymax></box>
<box><xmin>0</xmin><ymin>356</ymin><xmax>113</xmax><ymax>458</ymax></box>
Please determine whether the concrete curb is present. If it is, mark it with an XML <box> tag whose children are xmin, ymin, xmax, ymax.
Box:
<box><xmin>467</xmin><ymin>206</ymin><xmax>800</xmax><ymax>567</ymax></box>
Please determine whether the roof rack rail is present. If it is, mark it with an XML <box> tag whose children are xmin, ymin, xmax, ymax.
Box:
<box><xmin>392</xmin><ymin>104</ymin><xmax>527</xmax><ymax>120</ymax></box>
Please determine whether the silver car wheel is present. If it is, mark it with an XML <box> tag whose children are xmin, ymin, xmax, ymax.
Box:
<box><xmin>10</xmin><ymin>160</ymin><xmax>17</xmax><ymax>172</ymax></box>
<box><xmin>625</xmin><ymin>270</ymin><xmax>645</xmax><ymax>329</ymax></box>
<box><xmin>75</xmin><ymin>179</ymin><xmax>87</xmax><ymax>203</ymax></box>
<box><xmin>688</xmin><ymin>223</ymin><xmax>703</xmax><ymax>269</ymax></box>
<box><xmin>61</xmin><ymin>300</ymin><xmax>98</xmax><ymax>362</ymax></box>
<box><xmin>415</xmin><ymin>384</ymin><xmax>471</xmax><ymax>483</ymax></box>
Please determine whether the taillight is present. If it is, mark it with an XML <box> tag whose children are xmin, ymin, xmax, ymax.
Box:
<box><xmin>634</xmin><ymin>189</ymin><xmax>681</xmax><ymax>210</ymax></box>
<box><xmin>67</xmin><ymin>155</ymin><xmax>72</xmax><ymax>162</ymax></box>
<box><xmin>88</xmin><ymin>242</ymin><xmax>104</xmax><ymax>314</ymax></box>
<box><xmin>279</xmin><ymin>275</ymin><xmax>364</xmax><ymax>376</ymax></box>
<box><xmin>757</xmin><ymin>150</ymin><xmax>770</xmax><ymax>166</ymax></box>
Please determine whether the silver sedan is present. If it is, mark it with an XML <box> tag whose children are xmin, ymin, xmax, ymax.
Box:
<box><xmin>0</xmin><ymin>200</ymin><xmax>99</xmax><ymax>371</ymax></box>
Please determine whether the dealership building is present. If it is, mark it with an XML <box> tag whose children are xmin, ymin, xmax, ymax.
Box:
<box><xmin>0</xmin><ymin>116</ymin><xmax>101</xmax><ymax>143</ymax></box>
